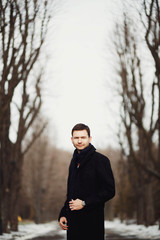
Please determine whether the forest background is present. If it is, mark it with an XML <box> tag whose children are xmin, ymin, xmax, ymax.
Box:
<box><xmin>0</xmin><ymin>0</ymin><xmax>159</xmax><ymax>234</ymax></box>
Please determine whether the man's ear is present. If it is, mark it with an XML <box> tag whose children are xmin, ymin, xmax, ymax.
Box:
<box><xmin>89</xmin><ymin>136</ymin><xmax>92</xmax><ymax>143</ymax></box>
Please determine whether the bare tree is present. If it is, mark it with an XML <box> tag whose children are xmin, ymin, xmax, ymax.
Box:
<box><xmin>114</xmin><ymin>9</ymin><xmax>159</xmax><ymax>225</ymax></box>
<box><xmin>0</xmin><ymin>0</ymin><xmax>50</xmax><ymax>233</ymax></box>
<box><xmin>141</xmin><ymin>0</ymin><xmax>160</xmax><ymax>166</ymax></box>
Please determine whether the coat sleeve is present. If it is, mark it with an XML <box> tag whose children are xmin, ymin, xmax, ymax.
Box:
<box><xmin>58</xmin><ymin>199</ymin><xmax>68</xmax><ymax>221</ymax></box>
<box><xmin>85</xmin><ymin>155</ymin><xmax>115</xmax><ymax>207</ymax></box>
<box><xmin>58</xmin><ymin>160</ymin><xmax>73</xmax><ymax>221</ymax></box>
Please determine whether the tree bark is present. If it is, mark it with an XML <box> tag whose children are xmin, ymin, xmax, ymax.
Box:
<box><xmin>145</xmin><ymin>182</ymin><xmax>155</xmax><ymax>226</ymax></box>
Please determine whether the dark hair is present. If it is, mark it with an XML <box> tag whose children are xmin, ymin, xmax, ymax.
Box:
<box><xmin>71</xmin><ymin>123</ymin><xmax>90</xmax><ymax>137</ymax></box>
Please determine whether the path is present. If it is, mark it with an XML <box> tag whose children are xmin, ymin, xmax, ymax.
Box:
<box><xmin>27</xmin><ymin>228</ymin><xmax>159</xmax><ymax>240</ymax></box>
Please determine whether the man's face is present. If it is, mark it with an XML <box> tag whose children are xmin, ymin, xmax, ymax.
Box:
<box><xmin>71</xmin><ymin>130</ymin><xmax>92</xmax><ymax>151</ymax></box>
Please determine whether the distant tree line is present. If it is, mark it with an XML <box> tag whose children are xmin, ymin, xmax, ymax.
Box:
<box><xmin>19</xmin><ymin>130</ymin><xmax>72</xmax><ymax>223</ymax></box>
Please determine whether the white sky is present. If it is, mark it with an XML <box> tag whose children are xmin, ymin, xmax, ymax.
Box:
<box><xmin>42</xmin><ymin>0</ymin><xmax>123</xmax><ymax>151</ymax></box>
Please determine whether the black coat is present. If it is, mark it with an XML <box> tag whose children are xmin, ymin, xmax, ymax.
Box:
<box><xmin>58</xmin><ymin>144</ymin><xmax>115</xmax><ymax>240</ymax></box>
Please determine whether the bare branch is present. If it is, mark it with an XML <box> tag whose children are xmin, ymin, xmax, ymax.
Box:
<box><xmin>22</xmin><ymin>122</ymin><xmax>47</xmax><ymax>156</ymax></box>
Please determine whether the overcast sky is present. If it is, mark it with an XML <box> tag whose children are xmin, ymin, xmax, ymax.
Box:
<box><xmin>42</xmin><ymin>0</ymin><xmax>124</xmax><ymax>151</ymax></box>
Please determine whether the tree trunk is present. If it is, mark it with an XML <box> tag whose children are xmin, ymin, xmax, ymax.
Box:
<box><xmin>136</xmin><ymin>187</ymin><xmax>145</xmax><ymax>224</ymax></box>
<box><xmin>0</xmin><ymin>160</ymin><xmax>3</xmax><ymax>235</ymax></box>
<box><xmin>0</xmin><ymin>106</ymin><xmax>12</xmax><ymax>233</ymax></box>
<box><xmin>0</xmin><ymin>218</ymin><xmax>2</xmax><ymax>235</ymax></box>
<box><xmin>9</xmin><ymin>154</ymin><xmax>23</xmax><ymax>231</ymax></box>
<box><xmin>145</xmin><ymin>182</ymin><xmax>155</xmax><ymax>226</ymax></box>
<box><xmin>9</xmin><ymin>188</ymin><xmax>19</xmax><ymax>231</ymax></box>
<box><xmin>10</xmin><ymin>212</ymin><xmax>18</xmax><ymax>232</ymax></box>
<box><xmin>1</xmin><ymin>193</ymin><xmax>10</xmax><ymax>233</ymax></box>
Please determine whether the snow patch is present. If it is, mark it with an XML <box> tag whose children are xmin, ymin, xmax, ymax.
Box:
<box><xmin>0</xmin><ymin>221</ymin><xmax>59</xmax><ymax>240</ymax></box>
<box><xmin>1</xmin><ymin>219</ymin><xmax>160</xmax><ymax>240</ymax></box>
<box><xmin>105</xmin><ymin>219</ymin><xmax>160</xmax><ymax>239</ymax></box>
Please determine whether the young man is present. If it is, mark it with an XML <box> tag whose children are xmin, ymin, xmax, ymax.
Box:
<box><xmin>58</xmin><ymin>123</ymin><xmax>115</xmax><ymax>240</ymax></box>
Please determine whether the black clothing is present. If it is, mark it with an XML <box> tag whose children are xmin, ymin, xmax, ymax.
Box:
<box><xmin>58</xmin><ymin>144</ymin><xmax>115</xmax><ymax>240</ymax></box>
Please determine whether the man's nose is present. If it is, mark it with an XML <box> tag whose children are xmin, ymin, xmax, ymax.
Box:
<box><xmin>78</xmin><ymin>138</ymin><xmax>82</xmax><ymax>143</ymax></box>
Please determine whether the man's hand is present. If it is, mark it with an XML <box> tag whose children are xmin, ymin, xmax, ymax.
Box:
<box><xmin>69</xmin><ymin>199</ymin><xmax>84</xmax><ymax>211</ymax></box>
<box><xmin>59</xmin><ymin>217</ymin><xmax>68</xmax><ymax>230</ymax></box>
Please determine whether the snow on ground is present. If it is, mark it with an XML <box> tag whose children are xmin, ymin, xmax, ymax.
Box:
<box><xmin>0</xmin><ymin>219</ymin><xmax>160</xmax><ymax>240</ymax></box>
<box><xmin>105</xmin><ymin>219</ymin><xmax>160</xmax><ymax>239</ymax></box>
<box><xmin>0</xmin><ymin>221</ymin><xmax>60</xmax><ymax>240</ymax></box>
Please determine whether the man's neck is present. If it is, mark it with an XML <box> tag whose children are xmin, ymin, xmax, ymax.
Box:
<box><xmin>76</xmin><ymin>144</ymin><xmax>91</xmax><ymax>154</ymax></box>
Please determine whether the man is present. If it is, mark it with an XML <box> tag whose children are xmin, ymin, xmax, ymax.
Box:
<box><xmin>58</xmin><ymin>123</ymin><xmax>115</xmax><ymax>240</ymax></box>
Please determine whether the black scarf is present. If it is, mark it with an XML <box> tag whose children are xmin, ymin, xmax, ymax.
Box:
<box><xmin>72</xmin><ymin>143</ymin><xmax>94</xmax><ymax>168</ymax></box>
<box><xmin>68</xmin><ymin>144</ymin><xmax>95</xmax><ymax>201</ymax></box>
